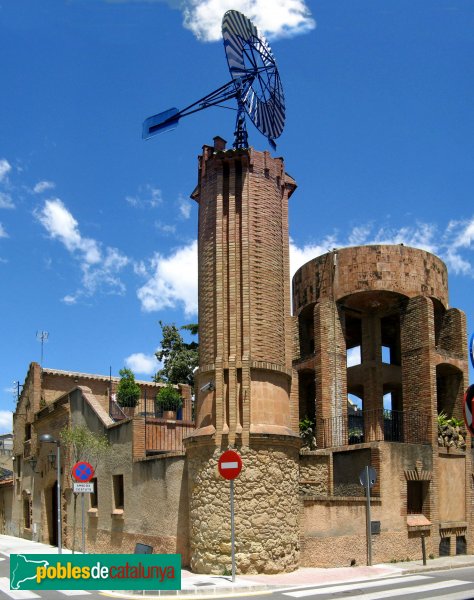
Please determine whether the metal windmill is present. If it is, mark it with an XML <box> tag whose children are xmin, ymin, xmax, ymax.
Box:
<box><xmin>142</xmin><ymin>10</ymin><xmax>285</xmax><ymax>150</ymax></box>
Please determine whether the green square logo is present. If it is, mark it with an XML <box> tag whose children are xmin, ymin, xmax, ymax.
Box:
<box><xmin>10</xmin><ymin>554</ymin><xmax>181</xmax><ymax>590</ymax></box>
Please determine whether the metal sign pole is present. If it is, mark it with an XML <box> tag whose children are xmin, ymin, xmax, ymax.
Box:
<box><xmin>230</xmin><ymin>479</ymin><xmax>235</xmax><ymax>583</ymax></box>
<box><xmin>81</xmin><ymin>492</ymin><xmax>86</xmax><ymax>554</ymax></box>
<box><xmin>365</xmin><ymin>466</ymin><xmax>372</xmax><ymax>566</ymax></box>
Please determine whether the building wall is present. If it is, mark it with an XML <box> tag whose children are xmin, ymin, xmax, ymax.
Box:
<box><xmin>66</xmin><ymin>389</ymin><xmax>190</xmax><ymax>562</ymax></box>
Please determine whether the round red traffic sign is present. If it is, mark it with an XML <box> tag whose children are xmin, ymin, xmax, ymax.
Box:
<box><xmin>463</xmin><ymin>384</ymin><xmax>474</xmax><ymax>437</ymax></box>
<box><xmin>71</xmin><ymin>461</ymin><xmax>94</xmax><ymax>483</ymax></box>
<box><xmin>218</xmin><ymin>450</ymin><xmax>242</xmax><ymax>480</ymax></box>
<box><xmin>469</xmin><ymin>333</ymin><xmax>474</xmax><ymax>369</ymax></box>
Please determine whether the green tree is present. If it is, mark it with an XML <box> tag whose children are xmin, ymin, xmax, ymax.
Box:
<box><xmin>60</xmin><ymin>425</ymin><xmax>111</xmax><ymax>553</ymax></box>
<box><xmin>154</xmin><ymin>321</ymin><xmax>198</xmax><ymax>387</ymax></box>
<box><xmin>116</xmin><ymin>367</ymin><xmax>141</xmax><ymax>407</ymax></box>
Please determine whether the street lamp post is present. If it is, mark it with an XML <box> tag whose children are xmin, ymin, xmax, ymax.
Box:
<box><xmin>39</xmin><ymin>434</ymin><xmax>62</xmax><ymax>554</ymax></box>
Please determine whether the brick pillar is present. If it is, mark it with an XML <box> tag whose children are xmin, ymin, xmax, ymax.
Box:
<box><xmin>186</xmin><ymin>141</ymin><xmax>300</xmax><ymax>574</ymax></box>
<box><xmin>361</xmin><ymin>314</ymin><xmax>383</xmax><ymax>441</ymax></box>
<box><xmin>314</xmin><ymin>298</ymin><xmax>347</xmax><ymax>448</ymax></box>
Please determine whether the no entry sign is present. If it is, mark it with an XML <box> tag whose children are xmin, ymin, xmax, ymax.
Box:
<box><xmin>71</xmin><ymin>461</ymin><xmax>94</xmax><ymax>483</ymax></box>
<box><xmin>463</xmin><ymin>384</ymin><xmax>474</xmax><ymax>436</ymax></box>
<box><xmin>218</xmin><ymin>450</ymin><xmax>242</xmax><ymax>480</ymax></box>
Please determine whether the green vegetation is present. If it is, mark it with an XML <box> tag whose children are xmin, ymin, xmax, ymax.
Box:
<box><xmin>156</xmin><ymin>384</ymin><xmax>183</xmax><ymax>414</ymax></box>
<box><xmin>154</xmin><ymin>321</ymin><xmax>198</xmax><ymax>388</ymax></box>
<box><xmin>116</xmin><ymin>368</ymin><xmax>141</xmax><ymax>408</ymax></box>
<box><xmin>299</xmin><ymin>416</ymin><xmax>316</xmax><ymax>450</ymax></box>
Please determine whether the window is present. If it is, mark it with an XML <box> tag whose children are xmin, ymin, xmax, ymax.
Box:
<box><xmin>24</xmin><ymin>424</ymin><xmax>31</xmax><ymax>441</ymax></box>
<box><xmin>407</xmin><ymin>481</ymin><xmax>428</xmax><ymax>514</ymax></box>
<box><xmin>23</xmin><ymin>497</ymin><xmax>31</xmax><ymax>529</ymax></box>
<box><xmin>113</xmin><ymin>474</ymin><xmax>124</xmax><ymax>510</ymax></box>
<box><xmin>15</xmin><ymin>455</ymin><xmax>22</xmax><ymax>477</ymax></box>
<box><xmin>90</xmin><ymin>478</ymin><xmax>98</xmax><ymax>509</ymax></box>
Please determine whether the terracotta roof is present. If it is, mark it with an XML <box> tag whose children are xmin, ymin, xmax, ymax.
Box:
<box><xmin>42</xmin><ymin>368</ymin><xmax>168</xmax><ymax>387</ymax></box>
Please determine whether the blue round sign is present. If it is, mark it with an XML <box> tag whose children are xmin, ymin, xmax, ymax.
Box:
<box><xmin>72</xmin><ymin>461</ymin><xmax>94</xmax><ymax>483</ymax></box>
<box><xmin>469</xmin><ymin>333</ymin><xmax>474</xmax><ymax>370</ymax></box>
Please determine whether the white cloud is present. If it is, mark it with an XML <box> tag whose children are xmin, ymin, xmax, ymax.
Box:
<box><xmin>178</xmin><ymin>197</ymin><xmax>192</xmax><ymax>219</ymax></box>
<box><xmin>137</xmin><ymin>240</ymin><xmax>198</xmax><ymax>315</ymax></box>
<box><xmin>36</xmin><ymin>198</ymin><xmax>101</xmax><ymax>264</ymax></box>
<box><xmin>289</xmin><ymin>236</ymin><xmax>338</xmax><ymax>277</ymax></box>
<box><xmin>347</xmin><ymin>347</ymin><xmax>361</xmax><ymax>367</ymax></box>
<box><xmin>36</xmin><ymin>198</ymin><xmax>129</xmax><ymax>299</ymax></box>
<box><xmin>126</xmin><ymin>184</ymin><xmax>162</xmax><ymax>209</ymax></box>
<box><xmin>125</xmin><ymin>352</ymin><xmax>158</xmax><ymax>376</ymax></box>
<box><xmin>0</xmin><ymin>223</ymin><xmax>8</xmax><ymax>238</ymax></box>
<box><xmin>155</xmin><ymin>221</ymin><xmax>177</xmax><ymax>235</ymax></box>
<box><xmin>0</xmin><ymin>410</ymin><xmax>13</xmax><ymax>433</ymax></box>
<box><xmin>289</xmin><ymin>218</ymin><xmax>474</xmax><ymax>279</ymax></box>
<box><xmin>0</xmin><ymin>192</ymin><xmax>14</xmax><ymax>209</ymax></box>
<box><xmin>0</xmin><ymin>159</ymin><xmax>11</xmax><ymax>183</ymax></box>
<box><xmin>33</xmin><ymin>180</ymin><xmax>55</xmax><ymax>194</ymax></box>
<box><xmin>183</xmin><ymin>0</ymin><xmax>315</xmax><ymax>41</ymax></box>
<box><xmin>102</xmin><ymin>0</ymin><xmax>315</xmax><ymax>41</ymax></box>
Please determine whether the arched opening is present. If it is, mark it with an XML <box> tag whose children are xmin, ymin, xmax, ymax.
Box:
<box><xmin>347</xmin><ymin>389</ymin><xmax>363</xmax><ymax>444</ymax></box>
<box><xmin>436</xmin><ymin>363</ymin><xmax>463</xmax><ymax>418</ymax></box>
<box><xmin>298</xmin><ymin>304</ymin><xmax>315</xmax><ymax>358</ymax></box>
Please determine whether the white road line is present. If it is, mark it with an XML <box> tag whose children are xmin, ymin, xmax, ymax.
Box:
<box><xmin>0</xmin><ymin>577</ymin><xmax>40</xmax><ymax>600</ymax></box>
<box><xmin>57</xmin><ymin>591</ymin><xmax>91</xmax><ymax>596</ymax></box>
<box><xmin>322</xmin><ymin>579</ymin><xmax>470</xmax><ymax>600</ymax></box>
<box><xmin>433</xmin><ymin>592</ymin><xmax>474</xmax><ymax>600</ymax></box>
<box><xmin>284</xmin><ymin>575</ymin><xmax>430</xmax><ymax>597</ymax></box>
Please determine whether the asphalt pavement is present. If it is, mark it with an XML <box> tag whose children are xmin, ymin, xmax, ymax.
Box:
<box><xmin>1</xmin><ymin>534</ymin><xmax>473</xmax><ymax>598</ymax></box>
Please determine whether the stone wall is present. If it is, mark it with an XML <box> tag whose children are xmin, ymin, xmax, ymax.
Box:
<box><xmin>187</xmin><ymin>439</ymin><xmax>300</xmax><ymax>574</ymax></box>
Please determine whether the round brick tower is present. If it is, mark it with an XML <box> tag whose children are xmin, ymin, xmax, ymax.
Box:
<box><xmin>185</xmin><ymin>138</ymin><xmax>300</xmax><ymax>574</ymax></box>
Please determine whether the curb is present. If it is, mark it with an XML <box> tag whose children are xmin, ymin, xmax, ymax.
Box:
<box><xmin>102</xmin><ymin>559</ymin><xmax>474</xmax><ymax>600</ymax></box>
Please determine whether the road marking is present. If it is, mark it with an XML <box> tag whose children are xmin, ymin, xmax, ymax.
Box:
<box><xmin>318</xmin><ymin>579</ymin><xmax>470</xmax><ymax>600</ymax></box>
<box><xmin>434</xmin><ymin>592</ymin><xmax>474</xmax><ymax>600</ymax></box>
<box><xmin>57</xmin><ymin>592</ymin><xmax>91</xmax><ymax>596</ymax></box>
<box><xmin>0</xmin><ymin>577</ymin><xmax>40</xmax><ymax>599</ymax></box>
<box><xmin>284</xmin><ymin>575</ymin><xmax>429</xmax><ymax>597</ymax></box>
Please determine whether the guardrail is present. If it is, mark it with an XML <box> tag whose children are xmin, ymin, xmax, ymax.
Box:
<box><xmin>319</xmin><ymin>408</ymin><xmax>430</xmax><ymax>447</ymax></box>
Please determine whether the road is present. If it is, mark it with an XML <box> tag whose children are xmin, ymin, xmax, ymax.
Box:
<box><xmin>0</xmin><ymin>553</ymin><xmax>473</xmax><ymax>600</ymax></box>
<box><xmin>270</xmin><ymin>568</ymin><xmax>474</xmax><ymax>600</ymax></box>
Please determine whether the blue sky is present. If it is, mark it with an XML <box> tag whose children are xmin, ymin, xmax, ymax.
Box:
<box><xmin>1</xmin><ymin>0</ymin><xmax>473</xmax><ymax>432</ymax></box>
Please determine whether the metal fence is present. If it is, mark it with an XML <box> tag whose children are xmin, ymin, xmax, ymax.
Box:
<box><xmin>319</xmin><ymin>408</ymin><xmax>430</xmax><ymax>447</ymax></box>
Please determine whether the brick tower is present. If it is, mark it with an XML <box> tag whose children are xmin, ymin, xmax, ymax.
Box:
<box><xmin>185</xmin><ymin>138</ymin><xmax>300</xmax><ymax>574</ymax></box>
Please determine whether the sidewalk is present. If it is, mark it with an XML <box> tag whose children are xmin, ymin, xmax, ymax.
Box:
<box><xmin>1</xmin><ymin>534</ymin><xmax>473</xmax><ymax>598</ymax></box>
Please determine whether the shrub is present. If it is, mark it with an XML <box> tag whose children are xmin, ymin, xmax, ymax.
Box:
<box><xmin>116</xmin><ymin>368</ymin><xmax>141</xmax><ymax>408</ymax></box>
<box><xmin>156</xmin><ymin>384</ymin><xmax>183</xmax><ymax>413</ymax></box>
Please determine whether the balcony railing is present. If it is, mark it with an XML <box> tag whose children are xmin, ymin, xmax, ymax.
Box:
<box><xmin>145</xmin><ymin>418</ymin><xmax>195</xmax><ymax>454</ymax></box>
<box><xmin>319</xmin><ymin>408</ymin><xmax>430</xmax><ymax>448</ymax></box>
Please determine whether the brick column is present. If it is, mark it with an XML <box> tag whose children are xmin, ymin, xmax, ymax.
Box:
<box><xmin>314</xmin><ymin>298</ymin><xmax>347</xmax><ymax>448</ymax></box>
<box><xmin>186</xmin><ymin>140</ymin><xmax>300</xmax><ymax>574</ymax></box>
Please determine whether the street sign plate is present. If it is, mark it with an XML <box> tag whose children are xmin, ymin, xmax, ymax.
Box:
<box><xmin>463</xmin><ymin>384</ymin><xmax>474</xmax><ymax>436</ymax></box>
<box><xmin>359</xmin><ymin>466</ymin><xmax>377</xmax><ymax>488</ymax></box>
<box><xmin>218</xmin><ymin>450</ymin><xmax>242</xmax><ymax>480</ymax></box>
<box><xmin>71</xmin><ymin>461</ymin><xmax>94</xmax><ymax>483</ymax></box>
<box><xmin>73</xmin><ymin>482</ymin><xmax>94</xmax><ymax>493</ymax></box>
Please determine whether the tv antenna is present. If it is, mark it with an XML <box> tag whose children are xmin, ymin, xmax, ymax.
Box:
<box><xmin>36</xmin><ymin>330</ymin><xmax>49</xmax><ymax>367</ymax></box>
<box><xmin>143</xmin><ymin>10</ymin><xmax>285</xmax><ymax>150</ymax></box>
